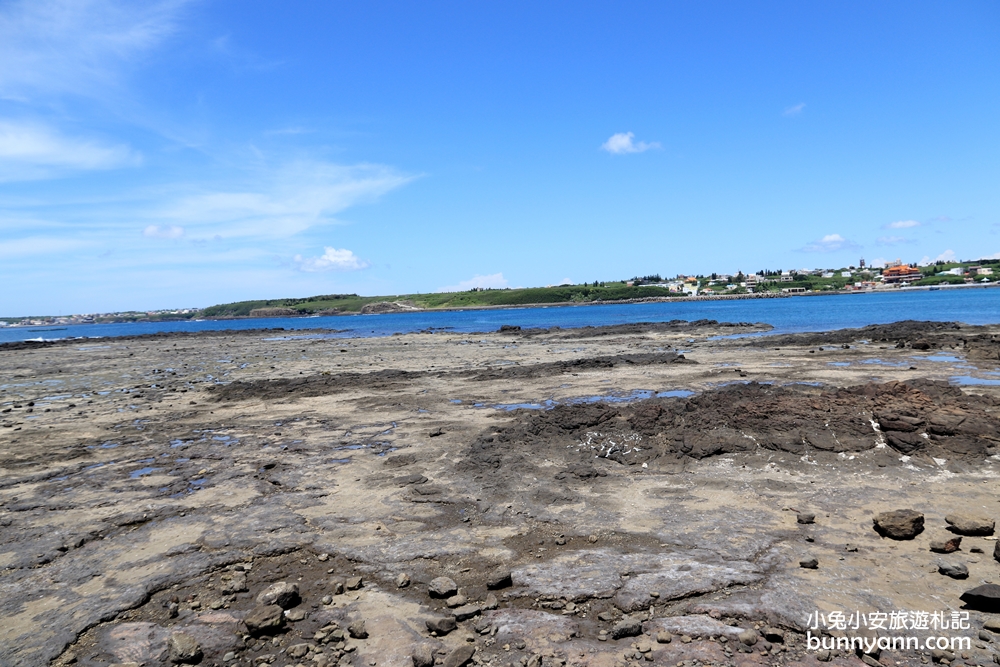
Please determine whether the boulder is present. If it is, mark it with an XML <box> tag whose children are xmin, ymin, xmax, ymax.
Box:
<box><xmin>244</xmin><ymin>605</ymin><xmax>285</xmax><ymax>636</ymax></box>
<box><xmin>453</xmin><ymin>604</ymin><xmax>481</xmax><ymax>621</ymax></box>
<box><xmin>873</xmin><ymin>509</ymin><xmax>924</xmax><ymax>540</ymax></box>
<box><xmin>256</xmin><ymin>581</ymin><xmax>300</xmax><ymax>609</ymax></box>
<box><xmin>429</xmin><ymin>576</ymin><xmax>458</xmax><ymax>598</ymax></box>
<box><xmin>946</xmin><ymin>514</ymin><xmax>995</xmax><ymax>536</ymax></box>
<box><xmin>960</xmin><ymin>584</ymin><xmax>1000</xmax><ymax>612</ymax></box>
<box><xmin>167</xmin><ymin>632</ymin><xmax>202</xmax><ymax>664</ymax></box>
<box><xmin>800</xmin><ymin>558</ymin><xmax>819</xmax><ymax>569</ymax></box>
<box><xmin>739</xmin><ymin>629</ymin><xmax>758</xmax><ymax>646</ymax></box>
<box><xmin>796</xmin><ymin>513</ymin><xmax>816</xmax><ymax>525</ymax></box>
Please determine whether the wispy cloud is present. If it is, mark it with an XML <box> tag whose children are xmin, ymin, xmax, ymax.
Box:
<box><xmin>918</xmin><ymin>249</ymin><xmax>958</xmax><ymax>266</ymax></box>
<box><xmin>152</xmin><ymin>161</ymin><xmax>415</xmax><ymax>240</ymax></box>
<box><xmin>799</xmin><ymin>233</ymin><xmax>860</xmax><ymax>253</ymax></box>
<box><xmin>601</xmin><ymin>132</ymin><xmax>660</xmax><ymax>155</ymax></box>
<box><xmin>0</xmin><ymin>236</ymin><xmax>91</xmax><ymax>258</ymax></box>
<box><xmin>439</xmin><ymin>272</ymin><xmax>509</xmax><ymax>293</ymax></box>
<box><xmin>0</xmin><ymin>0</ymin><xmax>192</xmax><ymax>101</ymax></box>
<box><xmin>294</xmin><ymin>247</ymin><xmax>369</xmax><ymax>272</ymax></box>
<box><xmin>783</xmin><ymin>103</ymin><xmax>806</xmax><ymax>116</ymax></box>
<box><xmin>876</xmin><ymin>235</ymin><xmax>915</xmax><ymax>246</ymax></box>
<box><xmin>883</xmin><ymin>219</ymin><xmax>921</xmax><ymax>229</ymax></box>
<box><xmin>0</xmin><ymin>119</ymin><xmax>140</xmax><ymax>180</ymax></box>
<box><xmin>143</xmin><ymin>224</ymin><xmax>184</xmax><ymax>239</ymax></box>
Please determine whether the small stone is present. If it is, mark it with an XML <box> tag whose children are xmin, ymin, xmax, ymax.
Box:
<box><xmin>396</xmin><ymin>573</ymin><xmax>411</xmax><ymax>588</ymax></box>
<box><xmin>222</xmin><ymin>652</ymin><xmax>235</xmax><ymax>662</ymax></box>
<box><xmin>256</xmin><ymin>582</ymin><xmax>300</xmax><ymax>609</ymax></box>
<box><xmin>244</xmin><ymin>605</ymin><xmax>285</xmax><ymax>636</ymax></box>
<box><xmin>345</xmin><ymin>576</ymin><xmax>363</xmax><ymax>590</ymax></box>
<box><xmin>483</xmin><ymin>593</ymin><xmax>498</xmax><ymax>610</ymax></box>
<box><xmin>845</xmin><ymin>544</ymin><xmax>859</xmax><ymax>552</ymax></box>
<box><xmin>796</xmin><ymin>513</ymin><xmax>815</xmax><ymax>524</ymax></box>
<box><xmin>429</xmin><ymin>576</ymin><xmax>458</xmax><ymax>598</ymax></box>
<box><xmin>287</xmin><ymin>644</ymin><xmax>311</xmax><ymax>659</ymax></box>
<box><xmin>938</xmin><ymin>561</ymin><xmax>969</xmax><ymax>579</ymax></box>
<box><xmin>979</xmin><ymin>630</ymin><xmax>993</xmax><ymax>642</ymax></box>
<box><xmin>762</xmin><ymin>627</ymin><xmax>785</xmax><ymax>643</ymax></box>
<box><xmin>862</xmin><ymin>655</ymin><xmax>881</xmax><ymax>667</ymax></box>
<box><xmin>588</xmin><ymin>535</ymin><xmax>598</xmax><ymax>543</ymax></box>
<box><xmin>331</xmin><ymin>579</ymin><xmax>345</xmax><ymax>595</ymax></box>
<box><xmin>655</xmin><ymin>631</ymin><xmax>672</xmax><ymax>644</ymax></box>
<box><xmin>285</xmin><ymin>608</ymin><xmax>306</xmax><ymax>621</ymax></box>
<box><xmin>167</xmin><ymin>632</ymin><xmax>202</xmax><ymax>664</ymax></box>
<box><xmin>930</xmin><ymin>535</ymin><xmax>963</xmax><ymax>553</ymax></box>
<box><xmin>815</xmin><ymin>648</ymin><xmax>832</xmax><ymax>661</ymax></box>
<box><xmin>486</xmin><ymin>570</ymin><xmax>512</xmax><ymax>590</ymax></box>
<box><xmin>945</xmin><ymin>514</ymin><xmax>995</xmax><ymax>536</ymax></box>
<box><xmin>426</xmin><ymin>616</ymin><xmax>457</xmax><ymax>635</ymax></box>
<box><xmin>441</xmin><ymin>645</ymin><xmax>475</xmax><ymax>667</ymax></box>
<box><xmin>555</xmin><ymin>537</ymin><xmax>566</xmax><ymax>545</ymax></box>
<box><xmin>984</xmin><ymin>618</ymin><xmax>1000</xmax><ymax>632</ymax></box>
<box><xmin>738</xmin><ymin>630</ymin><xmax>758</xmax><ymax>646</ymax></box>
<box><xmin>453</xmin><ymin>604</ymin><xmax>482</xmax><ymax>621</ymax></box>
<box><xmin>446</xmin><ymin>594</ymin><xmax>468</xmax><ymax>608</ymax></box>
<box><xmin>321</xmin><ymin>595</ymin><xmax>333</xmax><ymax>605</ymax></box>
<box><xmin>348</xmin><ymin>620</ymin><xmax>368</xmax><ymax>639</ymax></box>
<box><xmin>994</xmin><ymin>540</ymin><xmax>1000</xmax><ymax>563</ymax></box>
<box><xmin>318</xmin><ymin>553</ymin><xmax>329</xmax><ymax>562</ymax></box>
<box><xmin>800</xmin><ymin>558</ymin><xmax>819</xmax><ymax>569</ymax></box>
<box><xmin>610</xmin><ymin>617</ymin><xmax>643</xmax><ymax>639</ymax></box>
<box><xmin>873</xmin><ymin>509</ymin><xmax>924</xmax><ymax>540</ymax></box>
<box><xmin>412</xmin><ymin>644</ymin><xmax>435</xmax><ymax>667</ymax></box>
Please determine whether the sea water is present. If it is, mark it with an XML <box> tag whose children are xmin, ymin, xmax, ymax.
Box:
<box><xmin>2</xmin><ymin>287</ymin><xmax>998</xmax><ymax>344</ymax></box>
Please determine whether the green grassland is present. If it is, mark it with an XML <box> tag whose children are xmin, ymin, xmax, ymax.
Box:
<box><xmin>199</xmin><ymin>282</ymin><xmax>689</xmax><ymax>317</ymax></box>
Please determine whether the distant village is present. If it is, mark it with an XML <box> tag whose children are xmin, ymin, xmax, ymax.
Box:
<box><xmin>628</xmin><ymin>257</ymin><xmax>997</xmax><ymax>296</ymax></box>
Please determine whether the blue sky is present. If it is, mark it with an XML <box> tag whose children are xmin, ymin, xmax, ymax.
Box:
<box><xmin>1</xmin><ymin>1</ymin><xmax>998</xmax><ymax>315</ymax></box>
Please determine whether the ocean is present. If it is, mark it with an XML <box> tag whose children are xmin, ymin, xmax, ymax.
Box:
<box><xmin>2</xmin><ymin>288</ymin><xmax>998</xmax><ymax>344</ymax></box>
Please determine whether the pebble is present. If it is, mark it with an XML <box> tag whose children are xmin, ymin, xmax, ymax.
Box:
<box><xmin>800</xmin><ymin>558</ymin><xmax>819</xmax><ymax>569</ymax></box>
<box><xmin>429</xmin><ymin>576</ymin><xmax>459</xmax><ymax>598</ymax></box>
<box><xmin>396</xmin><ymin>573</ymin><xmax>411</xmax><ymax>588</ymax></box>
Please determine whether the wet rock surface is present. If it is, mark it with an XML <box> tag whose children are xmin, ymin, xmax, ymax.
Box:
<box><xmin>2</xmin><ymin>320</ymin><xmax>1000</xmax><ymax>666</ymax></box>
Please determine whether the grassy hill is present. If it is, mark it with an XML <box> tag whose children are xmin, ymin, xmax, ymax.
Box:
<box><xmin>199</xmin><ymin>282</ymin><xmax>689</xmax><ymax>317</ymax></box>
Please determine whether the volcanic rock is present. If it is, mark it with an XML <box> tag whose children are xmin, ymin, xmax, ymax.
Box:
<box><xmin>442</xmin><ymin>645</ymin><xmax>475</xmax><ymax>667</ymax></box>
<box><xmin>611</xmin><ymin>616</ymin><xmax>643</xmax><ymax>639</ymax></box>
<box><xmin>938</xmin><ymin>562</ymin><xmax>969</xmax><ymax>579</ymax></box>
<box><xmin>347</xmin><ymin>619</ymin><xmax>368</xmax><ymax>639</ymax></box>
<box><xmin>412</xmin><ymin>644</ymin><xmax>436</xmax><ymax>667</ymax></box>
<box><xmin>429</xmin><ymin>576</ymin><xmax>458</xmax><ymax>598</ymax></box>
<box><xmin>256</xmin><ymin>581</ymin><xmax>300</xmax><ymax>608</ymax></box>
<box><xmin>945</xmin><ymin>514</ymin><xmax>995</xmax><ymax>536</ymax></box>
<box><xmin>167</xmin><ymin>632</ymin><xmax>202</xmax><ymax>664</ymax></box>
<box><xmin>487</xmin><ymin>570</ymin><xmax>512</xmax><ymax>590</ymax></box>
<box><xmin>426</xmin><ymin>616</ymin><xmax>457</xmax><ymax>635</ymax></box>
<box><xmin>873</xmin><ymin>509</ymin><xmax>924</xmax><ymax>539</ymax></box>
<box><xmin>960</xmin><ymin>584</ymin><xmax>1000</xmax><ymax>612</ymax></box>
<box><xmin>930</xmin><ymin>535</ymin><xmax>962</xmax><ymax>553</ymax></box>
<box><xmin>244</xmin><ymin>605</ymin><xmax>285</xmax><ymax>636</ymax></box>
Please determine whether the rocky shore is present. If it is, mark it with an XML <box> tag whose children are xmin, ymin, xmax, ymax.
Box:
<box><xmin>2</xmin><ymin>320</ymin><xmax>1000</xmax><ymax>667</ymax></box>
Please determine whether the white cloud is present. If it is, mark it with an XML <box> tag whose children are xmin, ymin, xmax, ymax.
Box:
<box><xmin>601</xmin><ymin>132</ymin><xmax>660</xmax><ymax>155</ymax></box>
<box><xmin>799</xmin><ymin>233</ymin><xmax>861</xmax><ymax>253</ymax></box>
<box><xmin>143</xmin><ymin>224</ymin><xmax>183</xmax><ymax>239</ymax></box>
<box><xmin>293</xmin><ymin>247</ymin><xmax>369</xmax><ymax>272</ymax></box>
<box><xmin>884</xmin><ymin>219</ymin><xmax>921</xmax><ymax>229</ymax></box>
<box><xmin>783</xmin><ymin>103</ymin><xmax>806</xmax><ymax>116</ymax></box>
<box><xmin>936</xmin><ymin>249</ymin><xmax>956</xmax><ymax>262</ymax></box>
<box><xmin>558</xmin><ymin>277</ymin><xmax>573</xmax><ymax>285</ymax></box>
<box><xmin>439</xmin><ymin>272</ymin><xmax>509</xmax><ymax>293</ymax></box>
<box><xmin>876</xmin><ymin>235</ymin><xmax>914</xmax><ymax>246</ymax></box>
<box><xmin>869</xmin><ymin>257</ymin><xmax>888</xmax><ymax>268</ymax></box>
<box><xmin>0</xmin><ymin>0</ymin><xmax>191</xmax><ymax>101</ymax></box>
<box><xmin>0</xmin><ymin>119</ymin><xmax>139</xmax><ymax>180</ymax></box>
